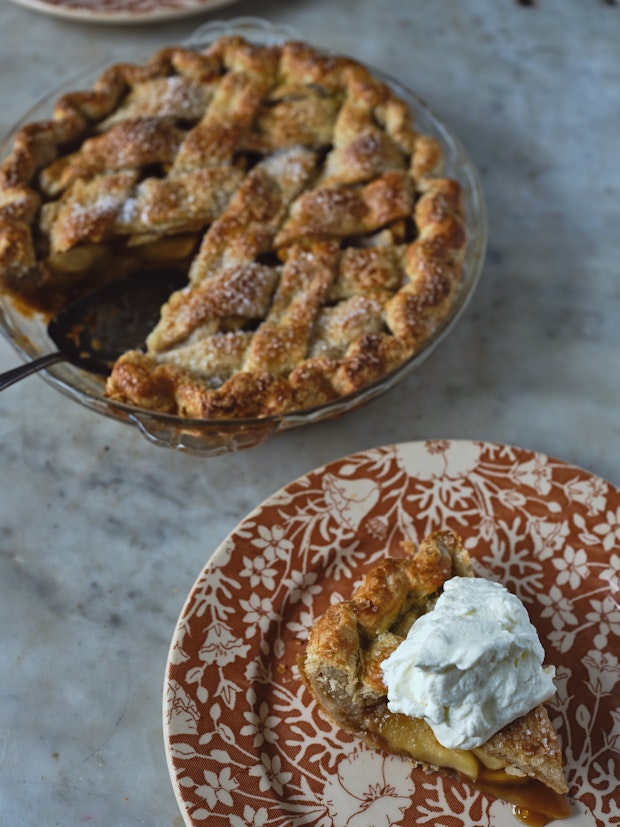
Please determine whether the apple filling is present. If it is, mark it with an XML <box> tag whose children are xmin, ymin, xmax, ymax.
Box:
<box><xmin>366</xmin><ymin>708</ymin><xmax>570</xmax><ymax>823</ymax></box>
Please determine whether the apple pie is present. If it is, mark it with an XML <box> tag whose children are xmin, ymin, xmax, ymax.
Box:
<box><xmin>0</xmin><ymin>34</ymin><xmax>467</xmax><ymax>419</ymax></box>
<box><xmin>299</xmin><ymin>530</ymin><xmax>570</xmax><ymax>825</ymax></box>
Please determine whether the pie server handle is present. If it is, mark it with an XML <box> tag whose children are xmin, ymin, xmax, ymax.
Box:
<box><xmin>0</xmin><ymin>352</ymin><xmax>66</xmax><ymax>391</ymax></box>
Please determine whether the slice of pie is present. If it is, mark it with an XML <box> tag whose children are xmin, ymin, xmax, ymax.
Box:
<box><xmin>299</xmin><ymin>529</ymin><xmax>570</xmax><ymax>825</ymax></box>
<box><xmin>0</xmin><ymin>34</ymin><xmax>466</xmax><ymax>419</ymax></box>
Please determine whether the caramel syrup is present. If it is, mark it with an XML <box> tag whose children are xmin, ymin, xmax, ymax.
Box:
<box><xmin>512</xmin><ymin>804</ymin><xmax>553</xmax><ymax>826</ymax></box>
<box><xmin>478</xmin><ymin>779</ymin><xmax>571</xmax><ymax>825</ymax></box>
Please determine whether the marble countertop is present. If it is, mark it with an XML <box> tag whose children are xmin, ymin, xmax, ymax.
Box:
<box><xmin>0</xmin><ymin>1</ymin><xmax>618</xmax><ymax>824</ymax></box>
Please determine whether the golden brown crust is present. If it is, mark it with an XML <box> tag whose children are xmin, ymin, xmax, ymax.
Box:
<box><xmin>483</xmin><ymin>705</ymin><xmax>568</xmax><ymax>797</ymax></box>
<box><xmin>300</xmin><ymin>529</ymin><xmax>569</xmax><ymax>799</ymax></box>
<box><xmin>0</xmin><ymin>35</ymin><xmax>467</xmax><ymax>419</ymax></box>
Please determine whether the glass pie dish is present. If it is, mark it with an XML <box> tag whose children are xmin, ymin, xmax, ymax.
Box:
<box><xmin>0</xmin><ymin>17</ymin><xmax>487</xmax><ymax>456</ymax></box>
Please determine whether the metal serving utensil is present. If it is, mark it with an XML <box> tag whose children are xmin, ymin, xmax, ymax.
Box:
<box><xmin>0</xmin><ymin>270</ymin><xmax>186</xmax><ymax>391</ymax></box>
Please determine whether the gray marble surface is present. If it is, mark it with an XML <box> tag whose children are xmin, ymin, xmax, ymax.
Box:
<box><xmin>0</xmin><ymin>0</ymin><xmax>619</xmax><ymax>824</ymax></box>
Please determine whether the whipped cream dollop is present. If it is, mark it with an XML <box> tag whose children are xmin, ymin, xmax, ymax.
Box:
<box><xmin>381</xmin><ymin>576</ymin><xmax>556</xmax><ymax>750</ymax></box>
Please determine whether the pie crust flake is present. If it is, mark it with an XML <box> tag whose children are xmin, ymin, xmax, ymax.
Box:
<box><xmin>0</xmin><ymin>34</ymin><xmax>467</xmax><ymax>420</ymax></box>
<box><xmin>299</xmin><ymin>529</ymin><xmax>570</xmax><ymax>825</ymax></box>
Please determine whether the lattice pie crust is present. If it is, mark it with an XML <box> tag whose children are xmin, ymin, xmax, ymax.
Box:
<box><xmin>0</xmin><ymin>35</ymin><xmax>467</xmax><ymax>419</ymax></box>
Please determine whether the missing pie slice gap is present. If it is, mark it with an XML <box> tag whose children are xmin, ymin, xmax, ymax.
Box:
<box><xmin>299</xmin><ymin>529</ymin><xmax>571</xmax><ymax>826</ymax></box>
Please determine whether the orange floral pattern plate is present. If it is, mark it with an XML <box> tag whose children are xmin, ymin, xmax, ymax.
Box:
<box><xmin>164</xmin><ymin>440</ymin><xmax>620</xmax><ymax>826</ymax></box>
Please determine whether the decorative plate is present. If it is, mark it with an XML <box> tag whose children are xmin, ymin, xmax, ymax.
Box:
<box><xmin>4</xmin><ymin>0</ymin><xmax>241</xmax><ymax>24</ymax></box>
<box><xmin>163</xmin><ymin>440</ymin><xmax>620</xmax><ymax>826</ymax></box>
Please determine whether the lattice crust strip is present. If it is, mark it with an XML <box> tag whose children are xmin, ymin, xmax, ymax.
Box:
<box><xmin>0</xmin><ymin>35</ymin><xmax>466</xmax><ymax>419</ymax></box>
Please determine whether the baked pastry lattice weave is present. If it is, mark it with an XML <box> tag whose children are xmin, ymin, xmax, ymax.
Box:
<box><xmin>299</xmin><ymin>530</ymin><xmax>570</xmax><ymax>823</ymax></box>
<box><xmin>0</xmin><ymin>35</ymin><xmax>467</xmax><ymax>419</ymax></box>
